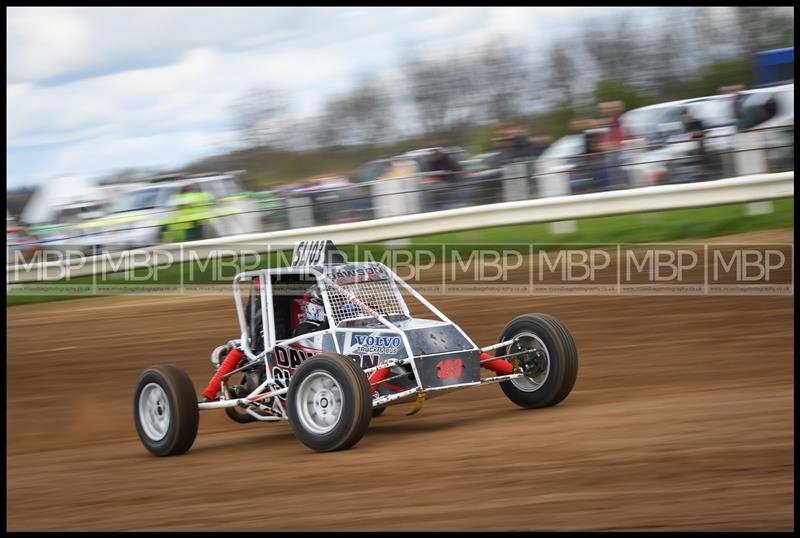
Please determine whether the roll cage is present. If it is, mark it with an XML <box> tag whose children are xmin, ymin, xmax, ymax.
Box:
<box><xmin>232</xmin><ymin>261</ymin><xmax>477</xmax><ymax>378</ymax></box>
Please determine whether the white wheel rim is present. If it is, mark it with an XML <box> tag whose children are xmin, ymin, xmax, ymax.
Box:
<box><xmin>295</xmin><ymin>371</ymin><xmax>344</xmax><ymax>435</ymax></box>
<box><xmin>138</xmin><ymin>383</ymin><xmax>171</xmax><ymax>441</ymax></box>
<box><xmin>509</xmin><ymin>331</ymin><xmax>550</xmax><ymax>393</ymax></box>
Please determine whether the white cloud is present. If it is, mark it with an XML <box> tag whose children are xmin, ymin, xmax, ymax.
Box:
<box><xmin>6</xmin><ymin>8</ymin><xmax>92</xmax><ymax>82</ymax></box>
<box><xmin>39</xmin><ymin>128</ymin><xmax>239</xmax><ymax>180</ymax></box>
<box><xmin>7</xmin><ymin>44</ymin><xmax>349</xmax><ymax>148</ymax></box>
<box><xmin>6</xmin><ymin>6</ymin><xmax>714</xmax><ymax>190</ymax></box>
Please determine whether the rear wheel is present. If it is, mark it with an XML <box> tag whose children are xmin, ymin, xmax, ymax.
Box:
<box><xmin>497</xmin><ymin>314</ymin><xmax>578</xmax><ymax>409</ymax></box>
<box><xmin>287</xmin><ymin>353</ymin><xmax>372</xmax><ymax>452</ymax></box>
<box><xmin>212</xmin><ymin>346</ymin><xmax>259</xmax><ymax>424</ymax></box>
<box><xmin>134</xmin><ymin>365</ymin><xmax>199</xmax><ymax>456</ymax></box>
<box><xmin>224</xmin><ymin>374</ymin><xmax>260</xmax><ymax>424</ymax></box>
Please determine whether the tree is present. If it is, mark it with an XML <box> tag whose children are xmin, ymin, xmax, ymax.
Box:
<box><xmin>469</xmin><ymin>38</ymin><xmax>534</xmax><ymax>124</ymax></box>
<box><xmin>593</xmin><ymin>79</ymin><xmax>652</xmax><ymax>111</ymax></box>
<box><xmin>231</xmin><ymin>87</ymin><xmax>289</xmax><ymax>148</ymax></box>
<box><xmin>735</xmin><ymin>7</ymin><xmax>794</xmax><ymax>56</ymax></box>
<box><xmin>402</xmin><ymin>52</ymin><xmax>476</xmax><ymax>135</ymax></box>
<box><xmin>645</xmin><ymin>22</ymin><xmax>684</xmax><ymax>92</ymax></box>
<box><xmin>342</xmin><ymin>78</ymin><xmax>395</xmax><ymax>145</ymax></box>
<box><xmin>581</xmin><ymin>13</ymin><xmax>642</xmax><ymax>84</ymax></box>
<box><xmin>315</xmin><ymin>78</ymin><xmax>395</xmax><ymax>148</ymax></box>
<box><xmin>547</xmin><ymin>40</ymin><xmax>578</xmax><ymax>105</ymax></box>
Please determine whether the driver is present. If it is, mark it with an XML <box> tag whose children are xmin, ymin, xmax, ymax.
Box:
<box><xmin>202</xmin><ymin>282</ymin><xmax>330</xmax><ymax>403</ymax></box>
<box><xmin>293</xmin><ymin>284</ymin><xmax>329</xmax><ymax>337</ymax></box>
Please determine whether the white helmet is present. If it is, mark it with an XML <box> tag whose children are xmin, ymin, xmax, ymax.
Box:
<box><xmin>302</xmin><ymin>285</ymin><xmax>326</xmax><ymax>324</ymax></box>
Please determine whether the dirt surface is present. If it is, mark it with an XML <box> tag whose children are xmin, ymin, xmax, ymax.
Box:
<box><xmin>6</xmin><ymin>230</ymin><xmax>795</xmax><ymax>531</ymax></box>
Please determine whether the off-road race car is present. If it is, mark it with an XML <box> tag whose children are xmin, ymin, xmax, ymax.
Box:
<box><xmin>133</xmin><ymin>240</ymin><xmax>579</xmax><ymax>454</ymax></box>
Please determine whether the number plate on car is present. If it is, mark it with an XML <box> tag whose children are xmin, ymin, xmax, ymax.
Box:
<box><xmin>415</xmin><ymin>350</ymin><xmax>480</xmax><ymax>389</ymax></box>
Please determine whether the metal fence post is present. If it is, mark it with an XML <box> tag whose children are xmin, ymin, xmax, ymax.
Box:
<box><xmin>286</xmin><ymin>196</ymin><xmax>314</xmax><ymax>229</ymax></box>
<box><xmin>502</xmin><ymin>162</ymin><xmax>530</xmax><ymax>202</ymax></box>
<box><xmin>734</xmin><ymin>131</ymin><xmax>768</xmax><ymax>176</ymax></box>
<box><xmin>372</xmin><ymin>175</ymin><xmax>422</xmax><ymax>218</ymax></box>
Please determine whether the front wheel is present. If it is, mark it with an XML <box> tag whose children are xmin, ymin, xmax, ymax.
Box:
<box><xmin>133</xmin><ymin>365</ymin><xmax>199</xmax><ymax>456</ymax></box>
<box><xmin>497</xmin><ymin>314</ymin><xmax>578</xmax><ymax>409</ymax></box>
<box><xmin>287</xmin><ymin>353</ymin><xmax>372</xmax><ymax>452</ymax></box>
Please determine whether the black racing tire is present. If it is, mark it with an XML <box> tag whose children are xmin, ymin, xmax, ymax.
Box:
<box><xmin>133</xmin><ymin>365</ymin><xmax>199</xmax><ymax>457</ymax></box>
<box><xmin>372</xmin><ymin>406</ymin><xmax>387</xmax><ymax>418</ymax></box>
<box><xmin>213</xmin><ymin>347</ymin><xmax>259</xmax><ymax>424</ymax></box>
<box><xmin>496</xmin><ymin>314</ymin><xmax>578</xmax><ymax>409</ymax></box>
<box><xmin>224</xmin><ymin>373</ymin><xmax>259</xmax><ymax>425</ymax></box>
<box><xmin>225</xmin><ymin>405</ymin><xmax>258</xmax><ymax>424</ymax></box>
<box><xmin>287</xmin><ymin>353</ymin><xmax>372</xmax><ymax>452</ymax></box>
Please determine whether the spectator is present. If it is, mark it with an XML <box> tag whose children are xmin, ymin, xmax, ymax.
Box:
<box><xmin>598</xmin><ymin>100</ymin><xmax>630</xmax><ymax>189</ymax></box>
<box><xmin>429</xmin><ymin>148</ymin><xmax>461</xmax><ymax>175</ymax></box>
<box><xmin>427</xmin><ymin>148</ymin><xmax>463</xmax><ymax>209</ymax></box>
<box><xmin>720</xmin><ymin>84</ymin><xmax>749</xmax><ymax>130</ymax></box>
<box><xmin>679</xmin><ymin>107</ymin><xmax>708</xmax><ymax>180</ymax></box>
<box><xmin>528</xmin><ymin>135</ymin><xmax>553</xmax><ymax>159</ymax></box>
<box><xmin>680</xmin><ymin>107</ymin><xmax>705</xmax><ymax>141</ymax></box>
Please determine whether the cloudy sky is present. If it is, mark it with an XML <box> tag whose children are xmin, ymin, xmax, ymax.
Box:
<box><xmin>6</xmin><ymin>6</ymin><xmax>670</xmax><ymax>189</ymax></box>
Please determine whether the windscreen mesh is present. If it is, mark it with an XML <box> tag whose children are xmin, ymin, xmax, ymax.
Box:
<box><xmin>323</xmin><ymin>274</ymin><xmax>408</xmax><ymax>325</ymax></box>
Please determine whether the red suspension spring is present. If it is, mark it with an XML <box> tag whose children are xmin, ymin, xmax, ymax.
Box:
<box><xmin>367</xmin><ymin>365</ymin><xmax>392</xmax><ymax>395</ymax></box>
<box><xmin>480</xmin><ymin>352</ymin><xmax>514</xmax><ymax>375</ymax></box>
<box><xmin>202</xmin><ymin>347</ymin><xmax>244</xmax><ymax>400</ymax></box>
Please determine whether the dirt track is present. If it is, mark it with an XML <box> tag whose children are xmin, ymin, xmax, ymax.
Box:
<box><xmin>6</xmin><ymin>230</ymin><xmax>795</xmax><ymax>531</ymax></box>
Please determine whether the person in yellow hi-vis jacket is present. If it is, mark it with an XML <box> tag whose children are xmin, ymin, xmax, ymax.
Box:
<box><xmin>160</xmin><ymin>184</ymin><xmax>216</xmax><ymax>243</ymax></box>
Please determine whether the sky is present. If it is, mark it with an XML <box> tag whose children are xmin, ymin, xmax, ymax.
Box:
<box><xmin>6</xmin><ymin>6</ymin><xmax>671</xmax><ymax>190</ymax></box>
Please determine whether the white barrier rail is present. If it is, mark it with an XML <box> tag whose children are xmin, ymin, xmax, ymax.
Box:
<box><xmin>7</xmin><ymin>172</ymin><xmax>794</xmax><ymax>284</ymax></box>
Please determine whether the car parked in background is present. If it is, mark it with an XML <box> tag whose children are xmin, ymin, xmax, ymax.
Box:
<box><xmin>623</xmin><ymin>84</ymin><xmax>794</xmax><ymax>185</ymax></box>
<box><xmin>377</xmin><ymin>147</ymin><xmax>468</xmax><ymax>211</ymax></box>
<box><xmin>6</xmin><ymin>225</ymin><xmax>42</xmax><ymax>263</ymax></box>
<box><xmin>290</xmin><ymin>175</ymin><xmax>366</xmax><ymax>225</ymax></box>
<box><xmin>350</xmin><ymin>158</ymin><xmax>392</xmax><ymax>185</ymax></box>
<box><xmin>534</xmin><ymin>129</ymin><xmax>615</xmax><ymax>196</ymax></box>
<box><xmin>73</xmin><ymin>172</ymin><xmax>259</xmax><ymax>252</ymax></box>
<box><xmin>461</xmin><ymin>151</ymin><xmax>502</xmax><ymax>173</ymax></box>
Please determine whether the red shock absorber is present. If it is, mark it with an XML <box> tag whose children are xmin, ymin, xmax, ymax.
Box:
<box><xmin>202</xmin><ymin>347</ymin><xmax>244</xmax><ymax>400</ymax></box>
<box><xmin>480</xmin><ymin>352</ymin><xmax>514</xmax><ymax>375</ymax></box>
<box><xmin>367</xmin><ymin>364</ymin><xmax>392</xmax><ymax>395</ymax></box>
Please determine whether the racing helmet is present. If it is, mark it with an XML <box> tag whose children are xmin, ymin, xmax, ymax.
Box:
<box><xmin>301</xmin><ymin>284</ymin><xmax>326</xmax><ymax>324</ymax></box>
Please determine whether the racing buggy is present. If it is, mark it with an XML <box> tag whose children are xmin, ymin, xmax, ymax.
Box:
<box><xmin>134</xmin><ymin>240</ymin><xmax>578</xmax><ymax>455</ymax></box>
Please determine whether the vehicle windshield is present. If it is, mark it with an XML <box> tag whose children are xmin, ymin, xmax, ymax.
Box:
<box><xmin>623</xmin><ymin>108</ymin><xmax>664</xmax><ymax>139</ymax></box>
<box><xmin>658</xmin><ymin>105</ymin><xmax>688</xmax><ymax>124</ymax></box>
<box><xmin>689</xmin><ymin>98</ymin><xmax>735</xmax><ymax>128</ymax></box>
<box><xmin>737</xmin><ymin>88</ymin><xmax>793</xmax><ymax>129</ymax></box>
<box><xmin>106</xmin><ymin>187</ymin><xmax>170</xmax><ymax>213</ymax></box>
<box><xmin>462</xmin><ymin>159</ymin><xmax>485</xmax><ymax>172</ymax></box>
<box><xmin>351</xmin><ymin>160</ymin><xmax>389</xmax><ymax>183</ymax></box>
<box><xmin>623</xmin><ymin>104</ymin><xmax>688</xmax><ymax>141</ymax></box>
<box><xmin>538</xmin><ymin>135</ymin><xmax>584</xmax><ymax>160</ymax></box>
<box><xmin>204</xmin><ymin>176</ymin><xmax>242</xmax><ymax>197</ymax></box>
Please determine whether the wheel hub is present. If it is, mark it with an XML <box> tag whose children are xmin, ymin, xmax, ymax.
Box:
<box><xmin>297</xmin><ymin>371</ymin><xmax>344</xmax><ymax>434</ymax></box>
<box><xmin>520</xmin><ymin>348</ymin><xmax>546</xmax><ymax>377</ymax></box>
<box><xmin>509</xmin><ymin>331</ymin><xmax>551</xmax><ymax>393</ymax></box>
<box><xmin>138</xmin><ymin>383</ymin><xmax>171</xmax><ymax>441</ymax></box>
<box><xmin>314</xmin><ymin>389</ymin><xmax>336</xmax><ymax>416</ymax></box>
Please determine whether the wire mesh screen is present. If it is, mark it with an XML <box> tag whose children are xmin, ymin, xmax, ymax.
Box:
<box><xmin>323</xmin><ymin>274</ymin><xmax>408</xmax><ymax>325</ymax></box>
